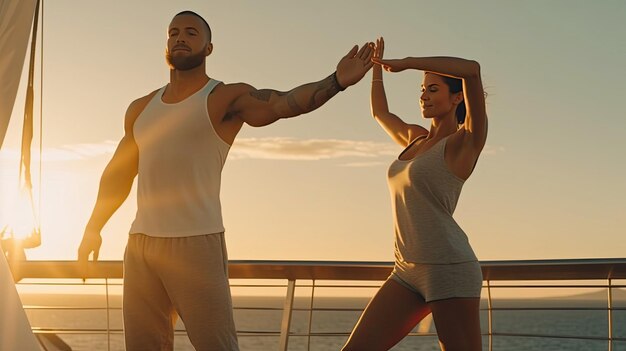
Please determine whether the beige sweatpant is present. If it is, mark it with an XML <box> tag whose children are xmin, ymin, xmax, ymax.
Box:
<box><xmin>123</xmin><ymin>232</ymin><xmax>239</xmax><ymax>351</ymax></box>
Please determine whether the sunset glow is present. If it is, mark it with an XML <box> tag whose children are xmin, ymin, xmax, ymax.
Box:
<box><xmin>0</xmin><ymin>1</ymin><xmax>624</xmax><ymax>265</ymax></box>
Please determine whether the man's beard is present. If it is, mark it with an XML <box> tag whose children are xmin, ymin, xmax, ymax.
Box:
<box><xmin>166</xmin><ymin>51</ymin><xmax>205</xmax><ymax>71</ymax></box>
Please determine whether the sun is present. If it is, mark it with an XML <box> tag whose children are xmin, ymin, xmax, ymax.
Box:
<box><xmin>0</xmin><ymin>172</ymin><xmax>39</xmax><ymax>241</ymax></box>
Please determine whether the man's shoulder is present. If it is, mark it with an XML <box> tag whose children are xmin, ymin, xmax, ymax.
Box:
<box><xmin>123</xmin><ymin>88</ymin><xmax>161</xmax><ymax>128</ymax></box>
<box><xmin>131</xmin><ymin>89</ymin><xmax>161</xmax><ymax>109</ymax></box>
<box><xmin>126</xmin><ymin>89</ymin><xmax>161</xmax><ymax>117</ymax></box>
<box><xmin>208</xmin><ymin>82</ymin><xmax>258</xmax><ymax>114</ymax></box>
<box><xmin>213</xmin><ymin>81</ymin><xmax>255</xmax><ymax>97</ymax></box>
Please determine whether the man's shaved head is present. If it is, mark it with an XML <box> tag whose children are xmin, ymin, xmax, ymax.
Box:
<box><xmin>173</xmin><ymin>10</ymin><xmax>212</xmax><ymax>42</ymax></box>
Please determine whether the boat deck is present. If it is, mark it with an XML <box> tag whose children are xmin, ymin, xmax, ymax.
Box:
<box><xmin>10</xmin><ymin>259</ymin><xmax>626</xmax><ymax>351</ymax></box>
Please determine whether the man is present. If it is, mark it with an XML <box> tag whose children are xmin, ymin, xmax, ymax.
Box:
<box><xmin>77</xmin><ymin>10</ymin><xmax>373</xmax><ymax>351</ymax></box>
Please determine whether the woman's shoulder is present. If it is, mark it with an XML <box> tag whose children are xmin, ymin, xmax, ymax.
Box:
<box><xmin>407</xmin><ymin>126</ymin><xmax>428</xmax><ymax>144</ymax></box>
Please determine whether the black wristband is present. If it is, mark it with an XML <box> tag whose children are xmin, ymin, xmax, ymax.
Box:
<box><xmin>332</xmin><ymin>71</ymin><xmax>346</xmax><ymax>91</ymax></box>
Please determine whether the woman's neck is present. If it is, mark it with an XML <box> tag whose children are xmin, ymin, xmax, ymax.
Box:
<box><xmin>428</xmin><ymin>113</ymin><xmax>458</xmax><ymax>139</ymax></box>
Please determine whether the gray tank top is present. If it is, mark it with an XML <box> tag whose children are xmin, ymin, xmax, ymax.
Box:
<box><xmin>387</xmin><ymin>135</ymin><xmax>477</xmax><ymax>264</ymax></box>
<box><xmin>130</xmin><ymin>79</ymin><xmax>230</xmax><ymax>237</ymax></box>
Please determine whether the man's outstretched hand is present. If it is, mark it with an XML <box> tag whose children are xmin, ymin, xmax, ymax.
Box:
<box><xmin>77</xmin><ymin>229</ymin><xmax>102</xmax><ymax>280</ymax></box>
<box><xmin>336</xmin><ymin>42</ymin><xmax>375</xmax><ymax>89</ymax></box>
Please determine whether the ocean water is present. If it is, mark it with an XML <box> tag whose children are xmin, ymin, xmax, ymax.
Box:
<box><xmin>21</xmin><ymin>295</ymin><xmax>626</xmax><ymax>351</ymax></box>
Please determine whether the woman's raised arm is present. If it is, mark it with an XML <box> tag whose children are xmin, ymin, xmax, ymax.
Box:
<box><xmin>370</xmin><ymin>38</ymin><xmax>427</xmax><ymax>147</ymax></box>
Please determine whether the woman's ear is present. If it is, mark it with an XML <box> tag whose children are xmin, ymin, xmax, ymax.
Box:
<box><xmin>453</xmin><ymin>92</ymin><xmax>464</xmax><ymax>106</ymax></box>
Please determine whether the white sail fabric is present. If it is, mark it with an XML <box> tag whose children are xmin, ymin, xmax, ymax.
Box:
<box><xmin>0</xmin><ymin>0</ymin><xmax>38</xmax><ymax>148</ymax></box>
<box><xmin>0</xmin><ymin>254</ymin><xmax>41</xmax><ymax>350</ymax></box>
<box><xmin>0</xmin><ymin>0</ymin><xmax>42</xmax><ymax>349</ymax></box>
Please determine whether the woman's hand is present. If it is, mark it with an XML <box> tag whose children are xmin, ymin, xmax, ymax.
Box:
<box><xmin>373</xmin><ymin>37</ymin><xmax>385</xmax><ymax>62</ymax></box>
<box><xmin>372</xmin><ymin>37</ymin><xmax>384</xmax><ymax>79</ymax></box>
<box><xmin>372</xmin><ymin>40</ymin><xmax>411</xmax><ymax>73</ymax></box>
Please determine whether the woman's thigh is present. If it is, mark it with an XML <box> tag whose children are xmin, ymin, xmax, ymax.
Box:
<box><xmin>429</xmin><ymin>297</ymin><xmax>482</xmax><ymax>351</ymax></box>
<box><xmin>342</xmin><ymin>279</ymin><xmax>431</xmax><ymax>351</ymax></box>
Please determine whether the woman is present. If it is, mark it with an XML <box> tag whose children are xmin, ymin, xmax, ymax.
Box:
<box><xmin>342</xmin><ymin>37</ymin><xmax>487</xmax><ymax>351</ymax></box>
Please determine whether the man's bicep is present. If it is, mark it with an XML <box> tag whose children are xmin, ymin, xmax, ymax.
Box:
<box><xmin>115</xmin><ymin>101</ymin><xmax>143</xmax><ymax>173</ymax></box>
<box><xmin>109</xmin><ymin>135</ymin><xmax>138</xmax><ymax>174</ymax></box>
<box><xmin>123</xmin><ymin>90</ymin><xmax>158</xmax><ymax>134</ymax></box>
<box><xmin>231</xmin><ymin>85</ymin><xmax>286</xmax><ymax>127</ymax></box>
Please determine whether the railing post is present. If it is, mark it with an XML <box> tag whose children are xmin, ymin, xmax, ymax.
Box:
<box><xmin>608</xmin><ymin>278</ymin><xmax>613</xmax><ymax>351</ymax></box>
<box><xmin>105</xmin><ymin>278</ymin><xmax>111</xmax><ymax>351</ymax></box>
<box><xmin>486</xmin><ymin>279</ymin><xmax>493</xmax><ymax>351</ymax></box>
<box><xmin>307</xmin><ymin>279</ymin><xmax>316</xmax><ymax>351</ymax></box>
<box><xmin>279</xmin><ymin>279</ymin><xmax>296</xmax><ymax>351</ymax></box>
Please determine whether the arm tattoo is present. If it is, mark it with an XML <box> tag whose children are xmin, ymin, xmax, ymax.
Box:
<box><xmin>287</xmin><ymin>94</ymin><xmax>305</xmax><ymax>115</ymax></box>
<box><xmin>276</xmin><ymin>73</ymin><xmax>342</xmax><ymax>116</ymax></box>
<box><xmin>331</xmin><ymin>71</ymin><xmax>346</xmax><ymax>91</ymax></box>
<box><xmin>249</xmin><ymin>89</ymin><xmax>286</xmax><ymax>102</ymax></box>
<box><xmin>248</xmin><ymin>72</ymin><xmax>343</xmax><ymax>117</ymax></box>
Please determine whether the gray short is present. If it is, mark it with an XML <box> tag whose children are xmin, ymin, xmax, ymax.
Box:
<box><xmin>390</xmin><ymin>259</ymin><xmax>483</xmax><ymax>303</ymax></box>
<box><xmin>123</xmin><ymin>232</ymin><xmax>240</xmax><ymax>351</ymax></box>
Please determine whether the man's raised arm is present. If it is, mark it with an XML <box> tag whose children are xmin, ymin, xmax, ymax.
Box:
<box><xmin>229</xmin><ymin>43</ymin><xmax>374</xmax><ymax>127</ymax></box>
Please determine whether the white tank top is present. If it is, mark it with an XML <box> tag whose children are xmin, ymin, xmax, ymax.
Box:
<box><xmin>129</xmin><ymin>79</ymin><xmax>230</xmax><ymax>237</ymax></box>
<box><xmin>387</xmin><ymin>135</ymin><xmax>477</xmax><ymax>264</ymax></box>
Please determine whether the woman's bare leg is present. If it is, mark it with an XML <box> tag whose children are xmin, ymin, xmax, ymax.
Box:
<box><xmin>342</xmin><ymin>279</ymin><xmax>431</xmax><ymax>351</ymax></box>
<box><xmin>429</xmin><ymin>297</ymin><xmax>482</xmax><ymax>351</ymax></box>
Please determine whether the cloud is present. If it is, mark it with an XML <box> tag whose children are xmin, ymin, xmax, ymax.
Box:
<box><xmin>231</xmin><ymin>138</ymin><xmax>504</xmax><ymax>162</ymax></box>
<box><xmin>2</xmin><ymin>138</ymin><xmax>399</xmax><ymax>165</ymax></box>
<box><xmin>0</xmin><ymin>138</ymin><xmax>504</xmax><ymax>167</ymax></box>
<box><xmin>0</xmin><ymin>140</ymin><xmax>118</xmax><ymax>163</ymax></box>
<box><xmin>230</xmin><ymin>137</ymin><xmax>398</xmax><ymax>161</ymax></box>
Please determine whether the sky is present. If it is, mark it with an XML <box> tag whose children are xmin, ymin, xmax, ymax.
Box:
<box><xmin>1</xmin><ymin>0</ymin><xmax>625</xmax><ymax>264</ymax></box>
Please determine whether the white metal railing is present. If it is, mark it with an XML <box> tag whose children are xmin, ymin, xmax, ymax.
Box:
<box><xmin>11</xmin><ymin>258</ymin><xmax>626</xmax><ymax>350</ymax></box>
